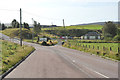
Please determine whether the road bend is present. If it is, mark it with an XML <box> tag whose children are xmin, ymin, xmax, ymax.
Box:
<box><xmin>0</xmin><ymin>33</ymin><xmax>118</xmax><ymax>78</ymax></box>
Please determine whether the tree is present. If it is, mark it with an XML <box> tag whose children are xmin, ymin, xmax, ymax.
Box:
<box><xmin>23</xmin><ymin>22</ymin><xmax>30</xmax><ymax>30</ymax></box>
<box><xmin>38</xmin><ymin>23</ymin><xmax>41</xmax><ymax>30</ymax></box>
<box><xmin>1</xmin><ymin>23</ymin><xmax>6</xmax><ymax>30</ymax></box>
<box><xmin>16</xmin><ymin>22</ymin><xmax>19</xmax><ymax>28</ymax></box>
<box><xmin>0</xmin><ymin>22</ymin><xmax>1</xmax><ymax>30</ymax></box>
<box><xmin>11</xmin><ymin>19</ymin><xmax>19</xmax><ymax>28</ymax></box>
<box><xmin>33</xmin><ymin>21</ymin><xmax>41</xmax><ymax>43</ymax></box>
<box><xmin>11</xmin><ymin>19</ymin><xmax>17</xmax><ymax>28</ymax></box>
<box><xmin>103</xmin><ymin>21</ymin><xmax>117</xmax><ymax>39</ymax></box>
<box><xmin>113</xmin><ymin>35</ymin><xmax>120</xmax><ymax>41</ymax></box>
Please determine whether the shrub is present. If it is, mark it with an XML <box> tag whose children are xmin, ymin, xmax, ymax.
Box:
<box><xmin>113</xmin><ymin>35</ymin><xmax>120</xmax><ymax>41</ymax></box>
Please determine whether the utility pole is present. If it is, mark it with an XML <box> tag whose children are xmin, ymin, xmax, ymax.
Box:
<box><xmin>20</xmin><ymin>8</ymin><xmax>22</xmax><ymax>46</ymax></box>
<box><xmin>63</xmin><ymin>19</ymin><xmax>65</xmax><ymax>28</ymax></box>
<box><xmin>32</xmin><ymin>18</ymin><xmax>34</xmax><ymax>42</ymax></box>
<box><xmin>63</xmin><ymin>19</ymin><xmax>67</xmax><ymax>41</ymax></box>
<box><xmin>51</xmin><ymin>22</ymin><xmax>53</xmax><ymax>25</ymax></box>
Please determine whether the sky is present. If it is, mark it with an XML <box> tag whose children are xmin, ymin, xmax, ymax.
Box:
<box><xmin>0</xmin><ymin>0</ymin><xmax>119</xmax><ymax>26</ymax></box>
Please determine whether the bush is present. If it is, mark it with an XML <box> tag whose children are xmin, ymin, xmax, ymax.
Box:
<box><xmin>104</xmin><ymin>37</ymin><xmax>113</xmax><ymax>41</ymax></box>
<box><xmin>113</xmin><ymin>35</ymin><xmax>120</xmax><ymax>41</ymax></box>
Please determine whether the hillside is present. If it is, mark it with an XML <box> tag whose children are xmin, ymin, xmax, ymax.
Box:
<box><xmin>1</xmin><ymin>28</ymin><xmax>33</xmax><ymax>39</ymax></box>
<box><xmin>66</xmin><ymin>25</ymin><xmax>103</xmax><ymax>30</ymax></box>
<box><xmin>42</xmin><ymin>24</ymin><xmax>103</xmax><ymax>30</ymax></box>
<box><xmin>71</xmin><ymin>21</ymin><xmax>119</xmax><ymax>26</ymax></box>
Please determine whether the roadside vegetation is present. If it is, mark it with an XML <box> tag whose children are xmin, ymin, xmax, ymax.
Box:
<box><xmin>24</xmin><ymin>37</ymin><xmax>58</xmax><ymax>46</ymax></box>
<box><xmin>0</xmin><ymin>40</ymin><xmax>35</xmax><ymax>74</ymax></box>
<box><xmin>1</xmin><ymin>28</ymin><xmax>33</xmax><ymax>39</ymax></box>
<box><xmin>62</xmin><ymin>22</ymin><xmax>120</xmax><ymax>61</ymax></box>
<box><xmin>59</xmin><ymin>21</ymin><xmax>120</xmax><ymax>61</ymax></box>
<box><xmin>63</xmin><ymin>40</ymin><xmax>120</xmax><ymax>61</ymax></box>
<box><xmin>1</xmin><ymin>28</ymin><xmax>58</xmax><ymax>46</ymax></box>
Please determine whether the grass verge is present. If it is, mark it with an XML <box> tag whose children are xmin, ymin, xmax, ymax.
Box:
<box><xmin>0</xmin><ymin>40</ymin><xmax>35</xmax><ymax>75</ymax></box>
<box><xmin>63</xmin><ymin>41</ymin><xmax>120</xmax><ymax>61</ymax></box>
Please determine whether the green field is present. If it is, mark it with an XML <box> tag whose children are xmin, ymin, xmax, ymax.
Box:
<box><xmin>42</xmin><ymin>25</ymin><xmax>103</xmax><ymax>30</ymax></box>
<box><xmin>0</xmin><ymin>40</ymin><xmax>35</xmax><ymax>74</ymax></box>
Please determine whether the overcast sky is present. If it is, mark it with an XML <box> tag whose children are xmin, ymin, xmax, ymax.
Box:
<box><xmin>0</xmin><ymin>0</ymin><xmax>119</xmax><ymax>26</ymax></box>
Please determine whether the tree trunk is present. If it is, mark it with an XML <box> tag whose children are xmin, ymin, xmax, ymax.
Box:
<box><xmin>37</xmin><ymin>36</ymin><xmax>39</xmax><ymax>43</ymax></box>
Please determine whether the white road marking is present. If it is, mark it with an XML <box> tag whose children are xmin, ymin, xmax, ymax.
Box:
<box><xmin>58</xmin><ymin>53</ymin><xmax>93</xmax><ymax>78</ymax></box>
<box><xmin>59</xmin><ymin>52</ymin><xmax>110</xmax><ymax>78</ymax></box>
<box><xmin>83</xmin><ymin>65</ymin><xmax>109</xmax><ymax>78</ymax></box>
<box><xmin>93</xmin><ymin>70</ymin><xmax>109</xmax><ymax>78</ymax></box>
<box><xmin>72</xmin><ymin>58</ymin><xmax>110</xmax><ymax>78</ymax></box>
<box><xmin>72</xmin><ymin>60</ymin><xmax>75</xmax><ymax>62</ymax></box>
<box><xmin>71</xmin><ymin>61</ymin><xmax>93</xmax><ymax>78</ymax></box>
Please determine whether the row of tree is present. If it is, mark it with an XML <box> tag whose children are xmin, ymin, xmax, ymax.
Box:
<box><xmin>11</xmin><ymin>19</ymin><xmax>30</xmax><ymax>30</ymax></box>
<box><xmin>0</xmin><ymin>19</ymin><xmax>30</xmax><ymax>30</ymax></box>
<box><xmin>11</xmin><ymin>19</ymin><xmax>42</xmax><ymax>43</ymax></box>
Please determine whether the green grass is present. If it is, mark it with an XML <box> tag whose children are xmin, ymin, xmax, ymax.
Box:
<box><xmin>63</xmin><ymin>40</ymin><xmax>120</xmax><ymax>61</ymax></box>
<box><xmin>0</xmin><ymin>28</ymin><xmax>19</xmax><ymax>37</ymax></box>
<box><xmin>1</xmin><ymin>28</ymin><xmax>33</xmax><ymax>39</ymax></box>
<box><xmin>66</xmin><ymin>25</ymin><xmax>103</xmax><ymax>30</ymax></box>
<box><xmin>42</xmin><ymin>25</ymin><xmax>103</xmax><ymax>30</ymax></box>
<box><xmin>0</xmin><ymin>40</ymin><xmax>35</xmax><ymax>74</ymax></box>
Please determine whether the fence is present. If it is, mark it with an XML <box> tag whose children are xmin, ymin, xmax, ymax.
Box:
<box><xmin>68</xmin><ymin>41</ymin><xmax>120</xmax><ymax>54</ymax></box>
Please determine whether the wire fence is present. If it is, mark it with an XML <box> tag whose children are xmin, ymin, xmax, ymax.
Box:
<box><xmin>67</xmin><ymin>41</ymin><xmax>120</xmax><ymax>54</ymax></box>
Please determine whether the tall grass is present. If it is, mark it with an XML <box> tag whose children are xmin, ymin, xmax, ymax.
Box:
<box><xmin>0</xmin><ymin>40</ymin><xmax>35</xmax><ymax>74</ymax></box>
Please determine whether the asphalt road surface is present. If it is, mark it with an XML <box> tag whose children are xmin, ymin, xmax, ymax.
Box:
<box><xmin>0</xmin><ymin>33</ymin><xmax>118</xmax><ymax>78</ymax></box>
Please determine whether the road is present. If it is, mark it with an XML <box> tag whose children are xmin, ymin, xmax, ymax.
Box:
<box><xmin>0</xmin><ymin>33</ymin><xmax>118</xmax><ymax>78</ymax></box>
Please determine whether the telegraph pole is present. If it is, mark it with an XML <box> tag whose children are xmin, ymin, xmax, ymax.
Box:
<box><xmin>20</xmin><ymin>8</ymin><xmax>22</xmax><ymax>46</ymax></box>
<box><xmin>63</xmin><ymin>19</ymin><xmax>65</xmax><ymax>28</ymax></box>
<box><xmin>63</xmin><ymin>19</ymin><xmax>67</xmax><ymax>41</ymax></box>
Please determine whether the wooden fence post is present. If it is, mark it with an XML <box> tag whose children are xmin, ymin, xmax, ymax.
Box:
<box><xmin>110</xmin><ymin>47</ymin><xmax>112</xmax><ymax>51</ymax></box>
<box><xmin>103</xmin><ymin>46</ymin><xmax>105</xmax><ymax>51</ymax></box>
<box><xmin>97</xmin><ymin>46</ymin><xmax>99</xmax><ymax>50</ymax></box>
<box><xmin>93</xmin><ymin>45</ymin><xmax>94</xmax><ymax>49</ymax></box>
<box><xmin>118</xmin><ymin>47</ymin><xmax>120</xmax><ymax>53</ymax></box>
<box><xmin>89</xmin><ymin>45</ymin><xmax>90</xmax><ymax>48</ymax></box>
